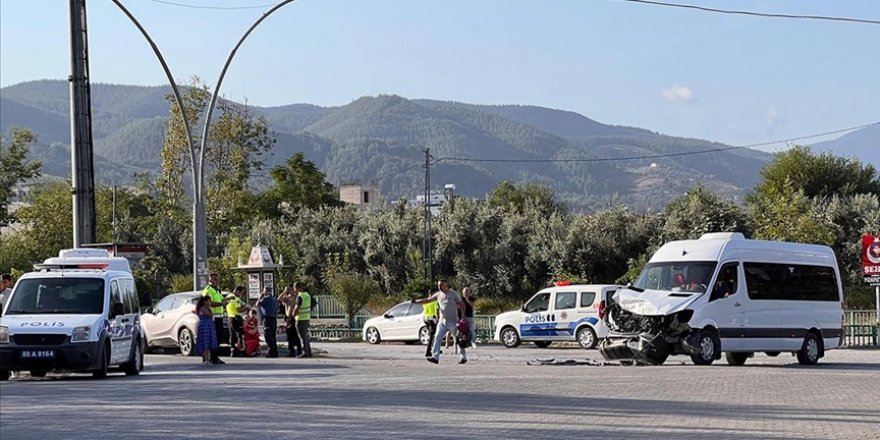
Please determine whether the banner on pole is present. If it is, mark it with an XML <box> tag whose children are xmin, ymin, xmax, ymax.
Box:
<box><xmin>863</xmin><ymin>235</ymin><xmax>880</xmax><ymax>287</ymax></box>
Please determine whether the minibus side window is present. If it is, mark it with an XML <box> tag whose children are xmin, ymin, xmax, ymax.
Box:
<box><xmin>710</xmin><ymin>263</ymin><xmax>738</xmax><ymax>302</ymax></box>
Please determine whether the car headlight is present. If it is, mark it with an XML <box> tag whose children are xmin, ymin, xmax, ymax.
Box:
<box><xmin>71</xmin><ymin>326</ymin><xmax>91</xmax><ymax>343</ymax></box>
<box><xmin>0</xmin><ymin>326</ymin><xmax>8</xmax><ymax>344</ymax></box>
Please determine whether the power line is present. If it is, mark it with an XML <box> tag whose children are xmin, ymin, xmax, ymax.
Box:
<box><xmin>142</xmin><ymin>0</ymin><xmax>276</xmax><ymax>10</ymax></box>
<box><xmin>613</xmin><ymin>0</ymin><xmax>880</xmax><ymax>25</ymax></box>
<box><xmin>427</xmin><ymin>121</ymin><xmax>879</xmax><ymax>165</ymax></box>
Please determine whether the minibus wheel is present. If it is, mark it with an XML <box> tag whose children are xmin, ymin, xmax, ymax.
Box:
<box><xmin>690</xmin><ymin>329</ymin><xmax>719</xmax><ymax>365</ymax></box>
<box><xmin>796</xmin><ymin>332</ymin><xmax>821</xmax><ymax>365</ymax></box>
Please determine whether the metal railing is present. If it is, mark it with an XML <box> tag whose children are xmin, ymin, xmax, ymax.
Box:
<box><xmin>843</xmin><ymin>310</ymin><xmax>878</xmax><ymax>348</ymax></box>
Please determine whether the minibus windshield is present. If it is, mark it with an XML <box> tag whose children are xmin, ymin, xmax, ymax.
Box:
<box><xmin>4</xmin><ymin>278</ymin><xmax>105</xmax><ymax>315</ymax></box>
<box><xmin>634</xmin><ymin>261</ymin><xmax>718</xmax><ymax>294</ymax></box>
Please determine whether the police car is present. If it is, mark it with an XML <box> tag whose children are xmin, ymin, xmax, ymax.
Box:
<box><xmin>0</xmin><ymin>249</ymin><xmax>144</xmax><ymax>380</ymax></box>
<box><xmin>493</xmin><ymin>282</ymin><xmax>623</xmax><ymax>349</ymax></box>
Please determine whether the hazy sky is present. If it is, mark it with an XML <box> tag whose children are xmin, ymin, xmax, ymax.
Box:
<box><xmin>1</xmin><ymin>0</ymin><xmax>878</xmax><ymax>150</ymax></box>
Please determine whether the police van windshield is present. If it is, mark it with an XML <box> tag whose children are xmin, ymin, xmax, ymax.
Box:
<box><xmin>4</xmin><ymin>278</ymin><xmax>105</xmax><ymax>315</ymax></box>
<box><xmin>634</xmin><ymin>262</ymin><xmax>718</xmax><ymax>294</ymax></box>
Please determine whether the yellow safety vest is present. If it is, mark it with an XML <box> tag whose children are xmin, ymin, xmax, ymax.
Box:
<box><xmin>226</xmin><ymin>297</ymin><xmax>244</xmax><ymax>318</ymax></box>
<box><xmin>296</xmin><ymin>291</ymin><xmax>311</xmax><ymax>321</ymax></box>
<box><xmin>202</xmin><ymin>285</ymin><xmax>224</xmax><ymax>315</ymax></box>
<box><xmin>423</xmin><ymin>301</ymin><xmax>438</xmax><ymax>320</ymax></box>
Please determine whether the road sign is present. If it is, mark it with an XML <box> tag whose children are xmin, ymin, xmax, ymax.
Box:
<box><xmin>862</xmin><ymin>235</ymin><xmax>880</xmax><ymax>286</ymax></box>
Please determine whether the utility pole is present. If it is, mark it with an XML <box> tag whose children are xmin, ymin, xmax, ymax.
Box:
<box><xmin>423</xmin><ymin>149</ymin><xmax>433</xmax><ymax>282</ymax></box>
<box><xmin>69</xmin><ymin>0</ymin><xmax>96</xmax><ymax>247</ymax></box>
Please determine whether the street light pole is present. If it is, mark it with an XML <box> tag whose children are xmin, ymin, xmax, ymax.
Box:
<box><xmin>111</xmin><ymin>0</ymin><xmax>296</xmax><ymax>290</ymax></box>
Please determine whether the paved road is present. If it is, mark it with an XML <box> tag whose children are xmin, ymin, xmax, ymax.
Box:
<box><xmin>1</xmin><ymin>343</ymin><xmax>879</xmax><ymax>440</ymax></box>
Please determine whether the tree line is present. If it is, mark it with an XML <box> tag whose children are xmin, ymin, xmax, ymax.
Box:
<box><xmin>1</xmin><ymin>83</ymin><xmax>878</xmax><ymax>312</ymax></box>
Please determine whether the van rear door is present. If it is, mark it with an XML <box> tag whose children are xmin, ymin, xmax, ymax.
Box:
<box><xmin>107</xmin><ymin>279</ymin><xmax>133</xmax><ymax>364</ymax></box>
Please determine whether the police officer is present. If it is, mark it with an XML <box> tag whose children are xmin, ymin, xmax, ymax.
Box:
<box><xmin>202</xmin><ymin>273</ymin><xmax>226</xmax><ymax>365</ymax></box>
<box><xmin>226</xmin><ymin>286</ymin><xmax>248</xmax><ymax>357</ymax></box>
<box><xmin>290</xmin><ymin>282</ymin><xmax>312</xmax><ymax>358</ymax></box>
<box><xmin>258</xmin><ymin>286</ymin><xmax>279</xmax><ymax>358</ymax></box>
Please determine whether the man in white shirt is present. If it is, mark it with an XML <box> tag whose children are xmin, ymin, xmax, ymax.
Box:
<box><xmin>413</xmin><ymin>279</ymin><xmax>467</xmax><ymax>364</ymax></box>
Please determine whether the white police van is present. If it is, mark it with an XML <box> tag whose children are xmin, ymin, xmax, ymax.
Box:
<box><xmin>493</xmin><ymin>283</ymin><xmax>623</xmax><ymax>349</ymax></box>
<box><xmin>600</xmin><ymin>233</ymin><xmax>845</xmax><ymax>366</ymax></box>
<box><xmin>0</xmin><ymin>249</ymin><xmax>144</xmax><ymax>380</ymax></box>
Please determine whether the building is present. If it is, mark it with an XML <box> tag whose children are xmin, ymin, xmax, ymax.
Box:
<box><xmin>339</xmin><ymin>182</ymin><xmax>382</xmax><ymax>211</ymax></box>
<box><xmin>403</xmin><ymin>183</ymin><xmax>457</xmax><ymax>216</ymax></box>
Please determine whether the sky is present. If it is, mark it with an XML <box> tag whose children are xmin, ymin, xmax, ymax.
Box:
<box><xmin>1</xmin><ymin>0</ymin><xmax>879</xmax><ymax>150</ymax></box>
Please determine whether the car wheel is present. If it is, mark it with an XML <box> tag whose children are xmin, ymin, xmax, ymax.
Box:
<box><xmin>500</xmin><ymin>327</ymin><xmax>520</xmax><ymax>348</ymax></box>
<box><xmin>690</xmin><ymin>329</ymin><xmax>718</xmax><ymax>366</ymax></box>
<box><xmin>93</xmin><ymin>343</ymin><xmax>110</xmax><ymax>379</ymax></box>
<box><xmin>764</xmin><ymin>351</ymin><xmax>781</xmax><ymax>357</ymax></box>
<box><xmin>123</xmin><ymin>339</ymin><xmax>143</xmax><ymax>376</ymax></box>
<box><xmin>30</xmin><ymin>370</ymin><xmax>48</xmax><ymax>378</ymax></box>
<box><xmin>533</xmin><ymin>341</ymin><xmax>552</xmax><ymax>348</ymax></box>
<box><xmin>178</xmin><ymin>328</ymin><xmax>194</xmax><ymax>356</ymax></box>
<box><xmin>577</xmin><ymin>327</ymin><xmax>598</xmax><ymax>349</ymax></box>
<box><xmin>796</xmin><ymin>332</ymin><xmax>821</xmax><ymax>365</ymax></box>
<box><xmin>419</xmin><ymin>326</ymin><xmax>431</xmax><ymax>345</ymax></box>
<box><xmin>366</xmin><ymin>327</ymin><xmax>381</xmax><ymax>345</ymax></box>
<box><xmin>725</xmin><ymin>352</ymin><xmax>750</xmax><ymax>366</ymax></box>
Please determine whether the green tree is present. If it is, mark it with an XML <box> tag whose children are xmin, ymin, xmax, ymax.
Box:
<box><xmin>257</xmin><ymin>153</ymin><xmax>342</xmax><ymax>217</ymax></box>
<box><xmin>487</xmin><ymin>180</ymin><xmax>564</xmax><ymax>217</ymax></box>
<box><xmin>662</xmin><ymin>186</ymin><xmax>751</xmax><ymax>241</ymax></box>
<box><xmin>0</xmin><ymin>128</ymin><xmax>42</xmax><ymax>228</ymax></box>
<box><xmin>750</xmin><ymin>178</ymin><xmax>835</xmax><ymax>245</ymax></box>
<box><xmin>323</xmin><ymin>253</ymin><xmax>380</xmax><ymax>329</ymax></box>
<box><xmin>751</xmin><ymin>146</ymin><xmax>880</xmax><ymax>200</ymax></box>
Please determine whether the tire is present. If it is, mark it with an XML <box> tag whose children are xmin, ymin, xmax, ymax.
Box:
<box><xmin>0</xmin><ymin>370</ymin><xmax>9</xmax><ymax>381</ymax></box>
<box><xmin>418</xmin><ymin>326</ymin><xmax>431</xmax><ymax>345</ymax></box>
<box><xmin>764</xmin><ymin>351</ymin><xmax>781</xmax><ymax>357</ymax></box>
<box><xmin>30</xmin><ymin>370</ymin><xmax>48</xmax><ymax>378</ymax></box>
<box><xmin>93</xmin><ymin>343</ymin><xmax>110</xmax><ymax>379</ymax></box>
<box><xmin>689</xmin><ymin>329</ymin><xmax>719</xmax><ymax>366</ymax></box>
<box><xmin>577</xmin><ymin>327</ymin><xmax>598</xmax><ymax>349</ymax></box>
<box><xmin>123</xmin><ymin>339</ymin><xmax>143</xmax><ymax>376</ymax></box>
<box><xmin>365</xmin><ymin>327</ymin><xmax>381</xmax><ymax>345</ymax></box>
<box><xmin>178</xmin><ymin>328</ymin><xmax>194</xmax><ymax>357</ymax></box>
<box><xmin>725</xmin><ymin>352</ymin><xmax>750</xmax><ymax>366</ymax></box>
<box><xmin>500</xmin><ymin>327</ymin><xmax>520</xmax><ymax>348</ymax></box>
<box><xmin>796</xmin><ymin>332</ymin><xmax>821</xmax><ymax>365</ymax></box>
<box><xmin>533</xmin><ymin>341</ymin><xmax>552</xmax><ymax>348</ymax></box>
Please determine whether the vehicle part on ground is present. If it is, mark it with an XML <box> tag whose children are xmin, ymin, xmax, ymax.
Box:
<box><xmin>797</xmin><ymin>332</ymin><xmax>821</xmax><ymax>365</ymax></box>
<box><xmin>725</xmin><ymin>352</ymin><xmax>751</xmax><ymax>366</ymax></box>
<box><xmin>500</xmin><ymin>326</ymin><xmax>520</xmax><ymax>348</ymax></box>
<box><xmin>577</xmin><ymin>326</ymin><xmax>598</xmax><ymax>349</ymax></box>
<box><xmin>365</xmin><ymin>327</ymin><xmax>381</xmax><ymax>345</ymax></box>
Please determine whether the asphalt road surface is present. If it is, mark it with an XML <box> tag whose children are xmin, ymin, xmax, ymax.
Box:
<box><xmin>1</xmin><ymin>343</ymin><xmax>878</xmax><ymax>440</ymax></box>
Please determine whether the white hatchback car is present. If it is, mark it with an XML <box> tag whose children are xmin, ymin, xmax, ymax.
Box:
<box><xmin>141</xmin><ymin>291</ymin><xmax>230</xmax><ymax>356</ymax></box>
<box><xmin>362</xmin><ymin>302</ymin><xmax>432</xmax><ymax>345</ymax></box>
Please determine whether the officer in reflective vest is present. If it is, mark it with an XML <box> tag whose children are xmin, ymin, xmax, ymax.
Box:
<box><xmin>290</xmin><ymin>282</ymin><xmax>312</xmax><ymax>358</ymax></box>
<box><xmin>226</xmin><ymin>286</ymin><xmax>248</xmax><ymax>357</ymax></box>
<box><xmin>422</xmin><ymin>293</ymin><xmax>439</xmax><ymax>358</ymax></box>
<box><xmin>202</xmin><ymin>273</ymin><xmax>226</xmax><ymax>365</ymax></box>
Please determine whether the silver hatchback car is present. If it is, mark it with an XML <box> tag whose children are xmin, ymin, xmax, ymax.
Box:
<box><xmin>141</xmin><ymin>291</ymin><xmax>229</xmax><ymax>356</ymax></box>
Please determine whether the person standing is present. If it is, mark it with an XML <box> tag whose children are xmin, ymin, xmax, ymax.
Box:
<box><xmin>201</xmin><ymin>273</ymin><xmax>226</xmax><ymax>365</ymax></box>
<box><xmin>278</xmin><ymin>285</ymin><xmax>301</xmax><ymax>357</ymax></box>
<box><xmin>258</xmin><ymin>286</ymin><xmax>279</xmax><ymax>358</ymax></box>
<box><xmin>413</xmin><ymin>279</ymin><xmax>467</xmax><ymax>364</ymax></box>
<box><xmin>462</xmin><ymin>287</ymin><xmax>477</xmax><ymax>348</ymax></box>
<box><xmin>0</xmin><ymin>273</ymin><xmax>13</xmax><ymax>314</ymax></box>
<box><xmin>195</xmin><ymin>295</ymin><xmax>218</xmax><ymax>366</ymax></box>
<box><xmin>290</xmin><ymin>282</ymin><xmax>313</xmax><ymax>358</ymax></box>
<box><xmin>421</xmin><ymin>291</ymin><xmax>439</xmax><ymax>358</ymax></box>
<box><xmin>226</xmin><ymin>286</ymin><xmax>248</xmax><ymax>357</ymax></box>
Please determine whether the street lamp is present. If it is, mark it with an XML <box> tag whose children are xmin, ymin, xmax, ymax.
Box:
<box><xmin>111</xmin><ymin>0</ymin><xmax>296</xmax><ymax>290</ymax></box>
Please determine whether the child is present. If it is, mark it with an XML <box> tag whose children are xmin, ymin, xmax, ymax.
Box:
<box><xmin>195</xmin><ymin>295</ymin><xmax>218</xmax><ymax>365</ymax></box>
<box><xmin>243</xmin><ymin>309</ymin><xmax>262</xmax><ymax>357</ymax></box>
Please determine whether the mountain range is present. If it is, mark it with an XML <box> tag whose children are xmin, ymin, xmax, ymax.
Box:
<box><xmin>1</xmin><ymin>80</ymin><xmax>875</xmax><ymax>211</ymax></box>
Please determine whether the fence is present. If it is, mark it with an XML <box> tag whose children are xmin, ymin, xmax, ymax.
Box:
<box><xmin>843</xmin><ymin>310</ymin><xmax>878</xmax><ymax>348</ymax></box>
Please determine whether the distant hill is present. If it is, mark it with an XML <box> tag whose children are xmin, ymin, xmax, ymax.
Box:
<box><xmin>810</xmin><ymin>124</ymin><xmax>879</xmax><ymax>168</ymax></box>
<box><xmin>1</xmin><ymin>79</ymin><xmax>781</xmax><ymax>211</ymax></box>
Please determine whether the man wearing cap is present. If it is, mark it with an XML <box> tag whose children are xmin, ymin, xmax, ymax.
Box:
<box><xmin>0</xmin><ymin>273</ymin><xmax>13</xmax><ymax>314</ymax></box>
<box><xmin>226</xmin><ymin>286</ymin><xmax>248</xmax><ymax>357</ymax></box>
<box><xmin>202</xmin><ymin>273</ymin><xmax>226</xmax><ymax>365</ymax></box>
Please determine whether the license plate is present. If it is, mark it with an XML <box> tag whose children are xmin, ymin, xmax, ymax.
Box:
<box><xmin>20</xmin><ymin>349</ymin><xmax>55</xmax><ymax>359</ymax></box>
